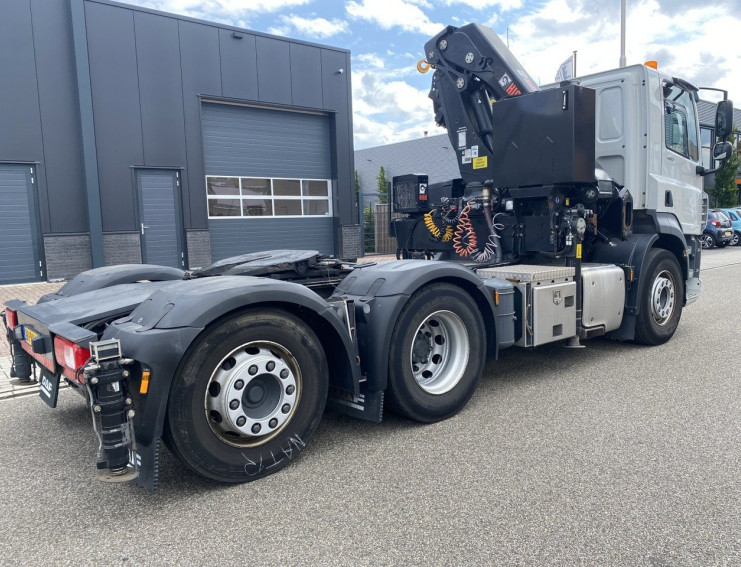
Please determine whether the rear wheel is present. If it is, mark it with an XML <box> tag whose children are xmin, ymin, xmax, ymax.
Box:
<box><xmin>163</xmin><ymin>309</ymin><xmax>327</xmax><ymax>482</ymax></box>
<box><xmin>634</xmin><ymin>249</ymin><xmax>683</xmax><ymax>346</ymax></box>
<box><xmin>732</xmin><ymin>232</ymin><xmax>741</xmax><ymax>246</ymax></box>
<box><xmin>700</xmin><ymin>233</ymin><xmax>715</xmax><ymax>249</ymax></box>
<box><xmin>387</xmin><ymin>283</ymin><xmax>486</xmax><ymax>422</ymax></box>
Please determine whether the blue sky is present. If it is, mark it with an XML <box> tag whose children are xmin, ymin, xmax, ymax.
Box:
<box><xmin>127</xmin><ymin>0</ymin><xmax>740</xmax><ymax>149</ymax></box>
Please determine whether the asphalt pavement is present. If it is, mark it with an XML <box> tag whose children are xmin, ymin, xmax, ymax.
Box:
<box><xmin>1</xmin><ymin>249</ymin><xmax>740</xmax><ymax>565</ymax></box>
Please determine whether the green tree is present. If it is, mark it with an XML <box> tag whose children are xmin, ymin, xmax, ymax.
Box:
<box><xmin>711</xmin><ymin>126</ymin><xmax>739</xmax><ymax>208</ymax></box>
<box><xmin>376</xmin><ymin>166</ymin><xmax>389</xmax><ymax>205</ymax></box>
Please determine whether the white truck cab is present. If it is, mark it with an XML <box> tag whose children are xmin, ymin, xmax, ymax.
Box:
<box><xmin>568</xmin><ymin>65</ymin><xmax>706</xmax><ymax>235</ymax></box>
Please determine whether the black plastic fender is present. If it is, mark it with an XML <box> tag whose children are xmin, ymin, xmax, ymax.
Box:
<box><xmin>39</xmin><ymin>264</ymin><xmax>184</xmax><ymax>303</ymax></box>
<box><xmin>646</xmin><ymin>211</ymin><xmax>693</xmax><ymax>281</ymax></box>
<box><xmin>102</xmin><ymin>275</ymin><xmax>361</xmax><ymax>491</ymax></box>
<box><xmin>592</xmin><ymin>233</ymin><xmax>658</xmax><ymax>340</ymax></box>
<box><xmin>331</xmin><ymin>260</ymin><xmax>497</xmax><ymax>392</ymax></box>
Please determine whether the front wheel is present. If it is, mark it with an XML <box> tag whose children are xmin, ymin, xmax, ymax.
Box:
<box><xmin>634</xmin><ymin>249</ymin><xmax>684</xmax><ymax>346</ymax></box>
<box><xmin>387</xmin><ymin>283</ymin><xmax>486</xmax><ymax>423</ymax></box>
<box><xmin>163</xmin><ymin>309</ymin><xmax>328</xmax><ymax>483</ymax></box>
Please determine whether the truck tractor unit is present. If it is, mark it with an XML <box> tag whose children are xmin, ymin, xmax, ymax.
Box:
<box><xmin>3</xmin><ymin>24</ymin><xmax>734</xmax><ymax>491</ymax></box>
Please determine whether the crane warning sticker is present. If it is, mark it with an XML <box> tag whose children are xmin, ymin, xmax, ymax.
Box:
<box><xmin>462</xmin><ymin>149</ymin><xmax>472</xmax><ymax>164</ymax></box>
<box><xmin>472</xmin><ymin>156</ymin><xmax>488</xmax><ymax>169</ymax></box>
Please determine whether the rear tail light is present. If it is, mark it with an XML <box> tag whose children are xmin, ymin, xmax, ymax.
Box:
<box><xmin>54</xmin><ymin>336</ymin><xmax>91</xmax><ymax>381</ymax></box>
<box><xmin>711</xmin><ymin>219</ymin><xmax>721</xmax><ymax>228</ymax></box>
<box><xmin>4</xmin><ymin>307</ymin><xmax>18</xmax><ymax>330</ymax></box>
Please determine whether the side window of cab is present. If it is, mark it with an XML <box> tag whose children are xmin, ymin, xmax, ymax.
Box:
<box><xmin>663</xmin><ymin>83</ymin><xmax>699</xmax><ymax>162</ymax></box>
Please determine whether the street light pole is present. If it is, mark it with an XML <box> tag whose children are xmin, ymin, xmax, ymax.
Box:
<box><xmin>619</xmin><ymin>0</ymin><xmax>626</xmax><ymax>68</ymax></box>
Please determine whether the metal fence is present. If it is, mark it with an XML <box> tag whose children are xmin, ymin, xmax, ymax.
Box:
<box><xmin>362</xmin><ymin>204</ymin><xmax>398</xmax><ymax>254</ymax></box>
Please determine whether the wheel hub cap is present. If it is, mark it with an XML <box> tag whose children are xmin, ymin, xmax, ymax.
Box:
<box><xmin>206</xmin><ymin>343</ymin><xmax>298</xmax><ymax>444</ymax></box>
<box><xmin>650</xmin><ymin>272</ymin><xmax>675</xmax><ymax>326</ymax></box>
<box><xmin>409</xmin><ymin>310</ymin><xmax>469</xmax><ymax>395</ymax></box>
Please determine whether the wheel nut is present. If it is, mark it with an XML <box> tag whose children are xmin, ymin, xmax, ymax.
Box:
<box><xmin>122</xmin><ymin>370</ymin><xmax>130</xmax><ymax>378</ymax></box>
<box><xmin>281</xmin><ymin>404</ymin><xmax>291</xmax><ymax>414</ymax></box>
<box><xmin>251</xmin><ymin>423</ymin><xmax>261</xmax><ymax>434</ymax></box>
<box><xmin>286</xmin><ymin>385</ymin><xmax>295</xmax><ymax>395</ymax></box>
<box><xmin>266</xmin><ymin>361</ymin><xmax>275</xmax><ymax>372</ymax></box>
<box><xmin>269</xmin><ymin>418</ymin><xmax>278</xmax><ymax>429</ymax></box>
<box><xmin>90</xmin><ymin>377</ymin><xmax>99</xmax><ymax>385</ymax></box>
<box><xmin>280</xmin><ymin>369</ymin><xmax>289</xmax><ymax>379</ymax></box>
<box><xmin>248</xmin><ymin>365</ymin><xmax>258</xmax><ymax>375</ymax></box>
<box><xmin>229</xmin><ymin>399</ymin><xmax>240</xmax><ymax>410</ymax></box>
<box><xmin>236</xmin><ymin>416</ymin><xmax>246</xmax><ymax>427</ymax></box>
<box><xmin>234</xmin><ymin>379</ymin><xmax>244</xmax><ymax>390</ymax></box>
<box><xmin>93</xmin><ymin>405</ymin><xmax>102</xmax><ymax>413</ymax></box>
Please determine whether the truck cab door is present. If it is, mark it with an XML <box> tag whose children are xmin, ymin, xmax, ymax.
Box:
<box><xmin>655</xmin><ymin>83</ymin><xmax>704</xmax><ymax>235</ymax></box>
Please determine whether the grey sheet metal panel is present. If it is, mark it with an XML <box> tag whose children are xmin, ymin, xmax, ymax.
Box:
<box><xmin>0</xmin><ymin>165</ymin><xmax>42</xmax><ymax>284</ymax></box>
<box><xmin>137</xmin><ymin>170</ymin><xmax>185</xmax><ymax>268</ymax></box>
<box><xmin>84</xmin><ymin>1</ymin><xmax>144</xmax><ymax>232</ymax></box>
<box><xmin>201</xmin><ymin>103</ymin><xmax>331</xmax><ymax>179</ymax></box>
<box><xmin>0</xmin><ymin>0</ymin><xmax>43</xmax><ymax>161</ymax></box>
<box><xmin>219</xmin><ymin>29</ymin><xmax>259</xmax><ymax>101</ymax></box>
<box><xmin>290</xmin><ymin>43</ymin><xmax>324</xmax><ymax>109</ymax></box>
<box><xmin>255</xmin><ymin>36</ymin><xmax>292</xmax><ymax>106</ymax></box>
<box><xmin>209</xmin><ymin>218</ymin><xmax>334</xmax><ymax>261</ymax></box>
<box><xmin>31</xmin><ymin>0</ymin><xmax>87</xmax><ymax>234</ymax></box>
<box><xmin>133</xmin><ymin>11</ymin><xmax>187</xmax><ymax>168</ymax></box>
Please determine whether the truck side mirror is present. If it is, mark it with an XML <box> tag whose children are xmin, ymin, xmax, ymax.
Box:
<box><xmin>698</xmin><ymin>141</ymin><xmax>734</xmax><ymax>176</ymax></box>
<box><xmin>716</xmin><ymin>100</ymin><xmax>734</xmax><ymax>140</ymax></box>
<box><xmin>713</xmin><ymin>141</ymin><xmax>733</xmax><ymax>161</ymax></box>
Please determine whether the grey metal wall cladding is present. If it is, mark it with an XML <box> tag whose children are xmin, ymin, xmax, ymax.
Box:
<box><xmin>201</xmin><ymin>103</ymin><xmax>331</xmax><ymax>179</ymax></box>
<box><xmin>138</xmin><ymin>170</ymin><xmax>182</xmax><ymax>268</ymax></box>
<box><xmin>0</xmin><ymin>165</ymin><xmax>40</xmax><ymax>283</ymax></box>
<box><xmin>209</xmin><ymin>218</ymin><xmax>334</xmax><ymax>260</ymax></box>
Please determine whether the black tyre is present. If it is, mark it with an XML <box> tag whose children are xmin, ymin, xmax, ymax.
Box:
<box><xmin>387</xmin><ymin>283</ymin><xmax>486</xmax><ymax>423</ymax></box>
<box><xmin>699</xmin><ymin>233</ymin><xmax>715</xmax><ymax>249</ymax></box>
<box><xmin>634</xmin><ymin>249</ymin><xmax>684</xmax><ymax>346</ymax></box>
<box><xmin>732</xmin><ymin>232</ymin><xmax>741</xmax><ymax>247</ymax></box>
<box><xmin>163</xmin><ymin>309</ymin><xmax>328</xmax><ymax>483</ymax></box>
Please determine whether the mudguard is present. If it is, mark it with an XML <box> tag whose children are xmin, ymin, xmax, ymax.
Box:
<box><xmin>101</xmin><ymin>275</ymin><xmax>361</xmax><ymax>491</ymax></box>
<box><xmin>592</xmin><ymin>233</ymin><xmax>657</xmax><ymax>340</ymax></box>
<box><xmin>39</xmin><ymin>264</ymin><xmax>184</xmax><ymax>303</ymax></box>
<box><xmin>332</xmin><ymin>260</ymin><xmax>497</xmax><ymax>392</ymax></box>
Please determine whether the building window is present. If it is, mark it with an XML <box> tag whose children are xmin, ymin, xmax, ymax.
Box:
<box><xmin>663</xmin><ymin>83</ymin><xmax>699</xmax><ymax>162</ymax></box>
<box><xmin>207</xmin><ymin>176</ymin><xmax>331</xmax><ymax>219</ymax></box>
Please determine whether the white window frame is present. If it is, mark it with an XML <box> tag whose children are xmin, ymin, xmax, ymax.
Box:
<box><xmin>206</xmin><ymin>176</ymin><xmax>333</xmax><ymax>220</ymax></box>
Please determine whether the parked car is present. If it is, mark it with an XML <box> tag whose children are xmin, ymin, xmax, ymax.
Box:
<box><xmin>701</xmin><ymin>209</ymin><xmax>733</xmax><ymax>249</ymax></box>
<box><xmin>720</xmin><ymin>208</ymin><xmax>741</xmax><ymax>246</ymax></box>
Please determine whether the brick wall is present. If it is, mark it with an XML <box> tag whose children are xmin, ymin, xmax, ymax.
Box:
<box><xmin>338</xmin><ymin>224</ymin><xmax>362</xmax><ymax>260</ymax></box>
<box><xmin>103</xmin><ymin>233</ymin><xmax>142</xmax><ymax>265</ymax></box>
<box><xmin>43</xmin><ymin>234</ymin><xmax>92</xmax><ymax>281</ymax></box>
<box><xmin>187</xmin><ymin>230</ymin><xmax>211</xmax><ymax>269</ymax></box>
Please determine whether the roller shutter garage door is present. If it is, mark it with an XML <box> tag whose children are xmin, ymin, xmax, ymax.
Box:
<box><xmin>0</xmin><ymin>164</ymin><xmax>42</xmax><ymax>284</ymax></box>
<box><xmin>201</xmin><ymin>103</ymin><xmax>334</xmax><ymax>260</ymax></box>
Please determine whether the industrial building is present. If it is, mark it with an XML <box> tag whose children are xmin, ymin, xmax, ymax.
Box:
<box><xmin>0</xmin><ymin>0</ymin><xmax>358</xmax><ymax>285</ymax></box>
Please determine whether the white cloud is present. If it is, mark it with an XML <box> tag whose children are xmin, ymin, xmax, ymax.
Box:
<box><xmin>352</xmin><ymin>66</ymin><xmax>440</xmax><ymax>148</ymax></box>
<box><xmin>346</xmin><ymin>0</ymin><xmax>444</xmax><ymax>36</ymax></box>
<box><xmin>356</xmin><ymin>53</ymin><xmax>386</xmax><ymax>68</ymax></box>
<box><xmin>504</xmin><ymin>0</ymin><xmax>741</xmax><ymax>106</ymax></box>
<box><xmin>278</xmin><ymin>15</ymin><xmax>349</xmax><ymax>38</ymax></box>
<box><xmin>445</xmin><ymin>0</ymin><xmax>523</xmax><ymax>10</ymax></box>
